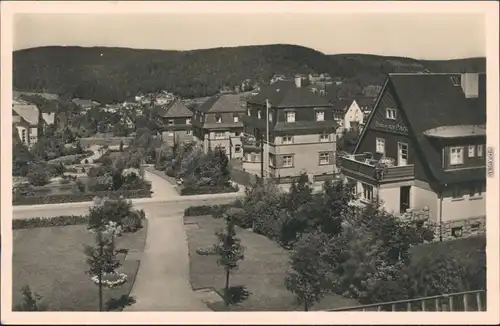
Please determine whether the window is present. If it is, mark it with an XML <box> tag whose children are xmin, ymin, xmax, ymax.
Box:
<box><xmin>214</xmin><ymin>132</ymin><xmax>225</xmax><ymax>139</ymax></box>
<box><xmin>233</xmin><ymin>115</ymin><xmax>239</xmax><ymax>123</ymax></box>
<box><xmin>186</xmin><ymin>130</ymin><xmax>192</xmax><ymax>135</ymax></box>
<box><xmin>469</xmin><ymin>183</ymin><xmax>483</xmax><ymax>197</ymax></box>
<box><xmin>286</xmin><ymin>111</ymin><xmax>296</xmax><ymax>123</ymax></box>
<box><xmin>470</xmin><ymin>222</ymin><xmax>481</xmax><ymax>232</ymax></box>
<box><xmin>316</xmin><ymin>110</ymin><xmax>325</xmax><ymax>121</ymax></box>
<box><xmin>319</xmin><ymin>152</ymin><xmax>330</xmax><ymax>165</ymax></box>
<box><xmin>319</xmin><ymin>133</ymin><xmax>329</xmax><ymax>142</ymax></box>
<box><xmin>452</xmin><ymin>186</ymin><xmax>463</xmax><ymax>199</ymax></box>
<box><xmin>376</xmin><ymin>138</ymin><xmax>385</xmax><ymax>154</ymax></box>
<box><xmin>167</xmin><ymin>131</ymin><xmax>174</xmax><ymax>136</ymax></box>
<box><xmin>216</xmin><ymin>115</ymin><xmax>222</xmax><ymax>123</ymax></box>
<box><xmin>282</xmin><ymin>135</ymin><xmax>293</xmax><ymax>144</ymax></box>
<box><xmin>282</xmin><ymin>155</ymin><xmax>293</xmax><ymax>168</ymax></box>
<box><xmin>235</xmin><ymin>132</ymin><xmax>241</xmax><ymax>137</ymax></box>
<box><xmin>451</xmin><ymin>226</ymin><xmax>463</xmax><ymax>238</ymax></box>
<box><xmin>186</xmin><ymin>118</ymin><xmax>191</xmax><ymax>125</ymax></box>
<box><xmin>247</xmin><ymin>108</ymin><xmax>251</xmax><ymax>116</ymax></box>
<box><xmin>268</xmin><ymin>112</ymin><xmax>273</xmax><ymax>122</ymax></box>
<box><xmin>234</xmin><ymin>144</ymin><xmax>241</xmax><ymax>153</ymax></box>
<box><xmin>468</xmin><ymin>145</ymin><xmax>475</xmax><ymax>157</ymax></box>
<box><xmin>449</xmin><ymin>147</ymin><xmax>464</xmax><ymax>165</ymax></box>
<box><xmin>199</xmin><ymin>114</ymin><xmax>203</xmax><ymax>122</ymax></box>
<box><xmin>21</xmin><ymin>129</ymin><xmax>26</xmax><ymax>143</ymax></box>
<box><xmin>450</xmin><ymin>76</ymin><xmax>460</xmax><ymax>86</ymax></box>
<box><xmin>168</xmin><ymin>120</ymin><xmax>174</xmax><ymax>125</ymax></box>
<box><xmin>362</xmin><ymin>183</ymin><xmax>373</xmax><ymax>201</ymax></box>
<box><xmin>386</xmin><ymin>108</ymin><xmax>397</xmax><ymax>120</ymax></box>
<box><xmin>477</xmin><ymin>144</ymin><xmax>483</xmax><ymax>156</ymax></box>
<box><xmin>257</xmin><ymin>110</ymin><xmax>262</xmax><ymax>119</ymax></box>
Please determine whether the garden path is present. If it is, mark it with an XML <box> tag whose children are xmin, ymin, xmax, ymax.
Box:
<box><xmin>125</xmin><ymin>212</ymin><xmax>210</xmax><ymax>311</ymax></box>
<box><xmin>143</xmin><ymin>170</ymin><xmax>180</xmax><ymax>199</ymax></box>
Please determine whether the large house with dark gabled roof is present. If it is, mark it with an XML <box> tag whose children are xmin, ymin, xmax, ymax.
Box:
<box><xmin>191</xmin><ymin>93</ymin><xmax>247</xmax><ymax>158</ymax></box>
<box><xmin>154</xmin><ymin>98</ymin><xmax>194</xmax><ymax>144</ymax></box>
<box><xmin>242</xmin><ymin>77</ymin><xmax>337</xmax><ymax>183</ymax></box>
<box><xmin>339</xmin><ymin>72</ymin><xmax>486</xmax><ymax>240</ymax></box>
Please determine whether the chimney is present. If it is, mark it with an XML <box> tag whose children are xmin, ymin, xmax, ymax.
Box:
<box><xmin>461</xmin><ymin>73</ymin><xmax>479</xmax><ymax>99</ymax></box>
<box><xmin>295</xmin><ymin>76</ymin><xmax>302</xmax><ymax>88</ymax></box>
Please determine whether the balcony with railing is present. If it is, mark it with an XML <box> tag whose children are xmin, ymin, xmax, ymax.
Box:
<box><xmin>326</xmin><ymin>289</ymin><xmax>486</xmax><ymax>312</ymax></box>
<box><xmin>241</xmin><ymin>134</ymin><xmax>261</xmax><ymax>153</ymax></box>
<box><xmin>339</xmin><ymin>153</ymin><xmax>415</xmax><ymax>183</ymax></box>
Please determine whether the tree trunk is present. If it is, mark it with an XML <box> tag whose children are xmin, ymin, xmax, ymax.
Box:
<box><xmin>224</xmin><ymin>269</ymin><xmax>230</xmax><ymax>307</ymax></box>
<box><xmin>98</xmin><ymin>230</ymin><xmax>104</xmax><ymax>312</ymax></box>
<box><xmin>304</xmin><ymin>301</ymin><xmax>309</xmax><ymax>311</ymax></box>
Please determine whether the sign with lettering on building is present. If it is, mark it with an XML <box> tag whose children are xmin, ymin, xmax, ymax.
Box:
<box><xmin>373</xmin><ymin>121</ymin><xmax>409</xmax><ymax>135</ymax></box>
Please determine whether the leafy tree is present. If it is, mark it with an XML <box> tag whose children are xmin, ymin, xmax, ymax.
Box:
<box><xmin>14</xmin><ymin>285</ymin><xmax>47</xmax><ymax>311</ymax></box>
<box><xmin>12</xmin><ymin>140</ymin><xmax>34</xmax><ymax>176</ymax></box>
<box><xmin>87</xmin><ymin>199</ymin><xmax>140</xmax><ymax>231</ymax></box>
<box><xmin>84</xmin><ymin>227</ymin><xmax>120</xmax><ymax>311</ymax></box>
<box><xmin>215</xmin><ymin>214</ymin><xmax>245</xmax><ymax>307</ymax></box>
<box><xmin>285</xmin><ymin>231</ymin><xmax>331</xmax><ymax>311</ymax></box>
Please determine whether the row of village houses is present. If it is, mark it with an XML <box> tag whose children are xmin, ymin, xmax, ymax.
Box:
<box><xmin>12</xmin><ymin>72</ymin><xmax>486</xmax><ymax>240</ymax></box>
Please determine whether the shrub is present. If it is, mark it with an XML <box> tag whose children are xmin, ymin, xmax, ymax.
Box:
<box><xmin>27</xmin><ymin>169</ymin><xmax>50</xmax><ymax>187</ymax></box>
<box><xmin>184</xmin><ymin>204</ymin><xmax>235</xmax><ymax>217</ymax></box>
<box><xmin>121</xmin><ymin>213</ymin><xmax>143</xmax><ymax>233</ymax></box>
<box><xmin>165</xmin><ymin>167</ymin><xmax>175</xmax><ymax>177</ymax></box>
<box><xmin>14</xmin><ymin>285</ymin><xmax>47</xmax><ymax>311</ymax></box>
<box><xmin>12</xmin><ymin>215</ymin><xmax>88</xmax><ymax>229</ymax></box>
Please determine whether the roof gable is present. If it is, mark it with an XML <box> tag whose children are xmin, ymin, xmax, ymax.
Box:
<box><xmin>249</xmin><ymin>81</ymin><xmax>332</xmax><ymax>108</ymax></box>
<box><xmin>12</xmin><ymin>103</ymin><xmax>39</xmax><ymax>125</ymax></box>
<box><xmin>162</xmin><ymin>99</ymin><xmax>192</xmax><ymax>118</ymax></box>
<box><xmin>197</xmin><ymin>94</ymin><xmax>246</xmax><ymax>113</ymax></box>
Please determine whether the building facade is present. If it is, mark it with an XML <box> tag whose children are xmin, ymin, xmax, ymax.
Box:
<box><xmin>339</xmin><ymin>72</ymin><xmax>486</xmax><ymax>240</ymax></box>
<box><xmin>154</xmin><ymin>99</ymin><xmax>194</xmax><ymax>145</ymax></box>
<box><xmin>12</xmin><ymin>99</ymin><xmax>40</xmax><ymax>147</ymax></box>
<box><xmin>242</xmin><ymin>78</ymin><xmax>337</xmax><ymax>183</ymax></box>
<box><xmin>192</xmin><ymin>94</ymin><xmax>247</xmax><ymax>159</ymax></box>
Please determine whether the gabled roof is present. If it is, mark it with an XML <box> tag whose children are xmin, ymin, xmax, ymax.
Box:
<box><xmin>154</xmin><ymin>99</ymin><xmax>192</xmax><ymax>118</ymax></box>
<box><xmin>12</xmin><ymin>102</ymin><xmax>39</xmax><ymax>125</ymax></box>
<box><xmin>331</xmin><ymin>99</ymin><xmax>353</xmax><ymax>113</ymax></box>
<box><xmin>358</xmin><ymin>72</ymin><xmax>486</xmax><ymax>185</ymax></box>
<box><xmin>248</xmin><ymin>80</ymin><xmax>333</xmax><ymax>108</ymax></box>
<box><xmin>197</xmin><ymin>94</ymin><xmax>246</xmax><ymax>113</ymax></box>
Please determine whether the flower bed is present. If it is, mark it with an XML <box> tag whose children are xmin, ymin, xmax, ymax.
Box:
<box><xmin>90</xmin><ymin>272</ymin><xmax>128</xmax><ymax>288</ymax></box>
<box><xmin>180</xmin><ymin>185</ymin><xmax>239</xmax><ymax>196</ymax></box>
<box><xmin>12</xmin><ymin>215</ymin><xmax>88</xmax><ymax>230</ymax></box>
<box><xmin>12</xmin><ymin>189</ymin><xmax>152</xmax><ymax>206</ymax></box>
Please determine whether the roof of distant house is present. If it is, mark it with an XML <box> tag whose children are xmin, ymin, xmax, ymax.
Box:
<box><xmin>12</xmin><ymin>102</ymin><xmax>39</xmax><ymax>125</ymax></box>
<box><xmin>72</xmin><ymin>98</ymin><xmax>99</xmax><ymax>107</ymax></box>
<box><xmin>154</xmin><ymin>99</ymin><xmax>192</xmax><ymax>118</ymax></box>
<box><xmin>248</xmin><ymin>80</ymin><xmax>333</xmax><ymax>108</ymax></box>
<box><xmin>359</xmin><ymin>72</ymin><xmax>486</xmax><ymax>184</ymax></box>
<box><xmin>197</xmin><ymin>94</ymin><xmax>247</xmax><ymax>113</ymax></box>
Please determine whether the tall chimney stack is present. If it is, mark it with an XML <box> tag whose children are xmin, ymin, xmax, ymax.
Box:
<box><xmin>461</xmin><ymin>73</ymin><xmax>479</xmax><ymax>99</ymax></box>
<box><xmin>295</xmin><ymin>76</ymin><xmax>302</xmax><ymax>88</ymax></box>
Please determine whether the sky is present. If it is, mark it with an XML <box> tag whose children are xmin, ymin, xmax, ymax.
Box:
<box><xmin>13</xmin><ymin>13</ymin><xmax>486</xmax><ymax>60</ymax></box>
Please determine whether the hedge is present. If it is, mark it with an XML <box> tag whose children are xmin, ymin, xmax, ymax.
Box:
<box><xmin>180</xmin><ymin>185</ymin><xmax>239</xmax><ymax>196</ymax></box>
<box><xmin>13</xmin><ymin>215</ymin><xmax>88</xmax><ymax>229</ymax></box>
<box><xmin>13</xmin><ymin>189</ymin><xmax>151</xmax><ymax>206</ymax></box>
<box><xmin>184</xmin><ymin>203</ymin><xmax>235</xmax><ymax>217</ymax></box>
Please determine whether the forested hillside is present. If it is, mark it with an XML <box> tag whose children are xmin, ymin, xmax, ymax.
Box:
<box><xmin>13</xmin><ymin>44</ymin><xmax>485</xmax><ymax>104</ymax></box>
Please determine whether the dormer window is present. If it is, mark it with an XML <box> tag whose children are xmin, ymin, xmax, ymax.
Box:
<box><xmin>186</xmin><ymin>118</ymin><xmax>191</xmax><ymax>125</ymax></box>
<box><xmin>168</xmin><ymin>119</ymin><xmax>174</xmax><ymax>125</ymax></box>
<box><xmin>450</xmin><ymin>147</ymin><xmax>464</xmax><ymax>165</ymax></box>
<box><xmin>268</xmin><ymin>112</ymin><xmax>273</xmax><ymax>122</ymax></box>
<box><xmin>468</xmin><ymin>145</ymin><xmax>475</xmax><ymax>157</ymax></box>
<box><xmin>477</xmin><ymin>144</ymin><xmax>483</xmax><ymax>156</ymax></box>
<box><xmin>247</xmin><ymin>108</ymin><xmax>251</xmax><ymax>116</ymax></box>
<box><xmin>286</xmin><ymin>111</ymin><xmax>296</xmax><ymax>123</ymax></box>
<box><xmin>216</xmin><ymin>115</ymin><xmax>222</xmax><ymax>123</ymax></box>
<box><xmin>316</xmin><ymin>110</ymin><xmax>325</xmax><ymax>121</ymax></box>
<box><xmin>257</xmin><ymin>110</ymin><xmax>262</xmax><ymax>119</ymax></box>
<box><xmin>386</xmin><ymin>108</ymin><xmax>397</xmax><ymax>120</ymax></box>
<box><xmin>233</xmin><ymin>115</ymin><xmax>239</xmax><ymax>123</ymax></box>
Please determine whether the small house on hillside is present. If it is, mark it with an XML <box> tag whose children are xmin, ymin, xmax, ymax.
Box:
<box><xmin>12</xmin><ymin>99</ymin><xmax>39</xmax><ymax>147</ymax></box>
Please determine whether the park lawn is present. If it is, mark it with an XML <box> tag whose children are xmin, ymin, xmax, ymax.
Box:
<box><xmin>12</xmin><ymin>220</ymin><xmax>148</xmax><ymax>311</ymax></box>
<box><xmin>185</xmin><ymin>216</ymin><xmax>359</xmax><ymax>311</ymax></box>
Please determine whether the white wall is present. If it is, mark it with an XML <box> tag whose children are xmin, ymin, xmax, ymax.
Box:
<box><xmin>441</xmin><ymin>186</ymin><xmax>486</xmax><ymax>222</ymax></box>
<box><xmin>42</xmin><ymin>112</ymin><xmax>55</xmax><ymax>125</ymax></box>
<box><xmin>344</xmin><ymin>101</ymin><xmax>364</xmax><ymax>130</ymax></box>
<box><xmin>412</xmin><ymin>181</ymin><xmax>439</xmax><ymax>222</ymax></box>
<box><xmin>378</xmin><ymin>186</ymin><xmax>401</xmax><ymax>215</ymax></box>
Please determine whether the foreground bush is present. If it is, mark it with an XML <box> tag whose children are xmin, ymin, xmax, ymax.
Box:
<box><xmin>88</xmin><ymin>199</ymin><xmax>144</xmax><ymax>232</ymax></box>
<box><xmin>184</xmin><ymin>203</ymin><xmax>237</xmax><ymax>217</ymax></box>
<box><xmin>13</xmin><ymin>215</ymin><xmax>88</xmax><ymax>229</ymax></box>
<box><xmin>180</xmin><ymin>185</ymin><xmax>239</xmax><ymax>196</ymax></box>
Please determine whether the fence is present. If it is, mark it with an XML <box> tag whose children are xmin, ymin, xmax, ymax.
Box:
<box><xmin>326</xmin><ymin>290</ymin><xmax>486</xmax><ymax>312</ymax></box>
